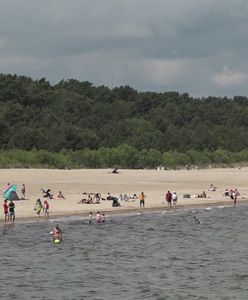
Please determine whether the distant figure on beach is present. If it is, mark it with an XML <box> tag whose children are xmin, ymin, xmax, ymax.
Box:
<box><xmin>57</xmin><ymin>191</ymin><xmax>65</xmax><ymax>199</ymax></box>
<box><xmin>224</xmin><ymin>189</ymin><xmax>229</xmax><ymax>197</ymax></box>
<box><xmin>89</xmin><ymin>212</ymin><xmax>93</xmax><ymax>224</ymax></box>
<box><xmin>172</xmin><ymin>191</ymin><xmax>178</xmax><ymax>208</ymax></box>
<box><xmin>21</xmin><ymin>184</ymin><xmax>26</xmax><ymax>199</ymax></box>
<box><xmin>43</xmin><ymin>200</ymin><xmax>49</xmax><ymax>218</ymax></box>
<box><xmin>96</xmin><ymin>211</ymin><xmax>102</xmax><ymax>223</ymax></box>
<box><xmin>41</xmin><ymin>189</ymin><xmax>53</xmax><ymax>199</ymax></box>
<box><xmin>107</xmin><ymin>193</ymin><xmax>114</xmax><ymax>200</ymax></box>
<box><xmin>8</xmin><ymin>200</ymin><xmax>15</xmax><ymax>223</ymax></box>
<box><xmin>94</xmin><ymin>193</ymin><xmax>101</xmax><ymax>204</ymax></box>
<box><xmin>198</xmin><ymin>191</ymin><xmax>207</xmax><ymax>198</ymax></box>
<box><xmin>165</xmin><ymin>191</ymin><xmax>172</xmax><ymax>208</ymax></box>
<box><xmin>34</xmin><ymin>199</ymin><xmax>43</xmax><ymax>217</ymax></box>
<box><xmin>111</xmin><ymin>168</ymin><xmax>119</xmax><ymax>174</ymax></box>
<box><xmin>209</xmin><ymin>184</ymin><xmax>217</xmax><ymax>191</ymax></box>
<box><xmin>139</xmin><ymin>192</ymin><xmax>146</xmax><ymax>208</ymax></box>
<box><xmin>3</xmin><ymin>199</ymin><xmax>9</xmax><ymax>223</ymax></box>
<box><xmin>194</xmin><ymin>216</ymin><xmax>201</xmax><ymax>224</ymax></box>
<box><xmin>232</xmin><ymin>188</ymin><xmax>240</xmax><ymax>207</ymax></box>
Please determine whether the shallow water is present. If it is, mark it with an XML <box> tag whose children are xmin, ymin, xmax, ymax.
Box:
<box><xmin>1</xmin><ymin>205</ymin><xmax>248</xmax><ymax>300</ymax></box>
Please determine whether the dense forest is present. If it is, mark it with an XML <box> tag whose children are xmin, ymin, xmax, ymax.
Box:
<box><xmin>0</xmin><ymin>73</ymin><xmax>248</xmax><ymax>168</ymax></box>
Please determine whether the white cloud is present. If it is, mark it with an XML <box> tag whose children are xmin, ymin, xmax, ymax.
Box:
<box><xmin>141</xmin><ymin>58</ymin><xmax>189</xmax><ymax>86</ymax></box>
<box><xmin>213</xmin><ymin>67</ymin><xmax>248</xmax><ymax>87</ymax></box>
<box><xmin>0</xmin><ymin>0</ymin><xmax>248</xmax><ymax>96</ymax></box>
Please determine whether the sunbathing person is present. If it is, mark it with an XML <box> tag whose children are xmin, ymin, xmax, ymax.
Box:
<box><xmin>78</xmin><ymin>194</ymin><xmax>94</xmax><ymax>204</ymax></box>
<box><xmin>57</xmin><ymin>191</ymin><xmax>65</xmax><ymax>199</ymax></box>
<box><xmin>94</xmin><ymin>193</ymin><xmax>101</xmax><ymax>204</ymax></box>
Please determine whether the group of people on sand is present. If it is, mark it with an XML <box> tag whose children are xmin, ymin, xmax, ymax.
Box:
<box><xmin>3</xmin><ymin>199</ymin><xmax>15</xmax><ymax>223</ymax></box>
<box><xmin>34</xmin><ymin>198</ymin><xmax>50</xmax><ymax>218</ymax></box>
<box><xmin>42</xmin><ymin>189</ymin><xmax>65</xmax><ymax>200</ymax></box>
<box><xmin>165</xmin><ymin>191</ymin><xmax>178</xmax><ymax>208</ymax></box>
<box><xmin>224</xmin><ymin>188</ymin><xmax>240</xmax><ymax>206</ymax></box>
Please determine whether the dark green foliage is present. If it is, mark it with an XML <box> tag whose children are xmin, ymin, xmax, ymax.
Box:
<box><xmin>1</xmin><ymin>73</ymin><xmax>248</xmax><ymax>168</ymax></box>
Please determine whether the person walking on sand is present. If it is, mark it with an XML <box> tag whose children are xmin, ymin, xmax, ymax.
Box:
<box><xmin>233</xmin><ymin>188</ymin><xmax>240</xmax><ymax>207</ymax></box>
<box><xmin>34</xmin><ymin>199</ymin><xmax>43</xmax><ymax>218</ymax></box>
<box><xmin>8</xmin><ymin>200</ymin><xmax>15</xmax><ymax>223</ymax></box>
<box><xmin>165</xmin><ymin>191</ymin><xmax>172</xmax><ymax>208</ymax></box>
<box><xmin>3</xmin><ymin>199</ymin><xmax>9</xmax><ymax>223</ymax></box>
<box><xmin>21</xmin><ymin>184</ymin><xmax>26</xmax><ymax>199</ymax></box>
<box><xmin>139</xmin><ymin>192</ymin><xmax>146</xmax><ymax>208</ymax></box>
<box><xmin>43</xmin><ymin>200</ymin><xmax>49</xmax><ymax>218</ymax></box>
<box><xmin>172</xmin><ymin>191</ymin><xmax>178</xmax><ymax>209</ymax></box>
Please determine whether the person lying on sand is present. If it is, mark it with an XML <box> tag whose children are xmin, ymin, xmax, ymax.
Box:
<box><xmin>198</xmin><ymin>191</ymin><xmax>207</xmax><ymax>198</ymax></box>
<box><xmin>78</xmin><ymin>194</ymin><xmax>94</xmax><ymax>204</ymax></box>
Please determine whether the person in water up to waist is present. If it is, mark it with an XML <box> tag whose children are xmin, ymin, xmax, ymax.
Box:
<box><xmin>52</xmin><ymin>224</ymin><xmax>62</xmax><ymax>241</ymax></box>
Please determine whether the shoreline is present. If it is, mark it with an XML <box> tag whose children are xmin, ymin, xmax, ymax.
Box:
<box><xmin>2</xmin><ymin>198</ymin><xmax>245</xmax><ymax>224</ymax></box>
<box><xmin>0</xmin><ymin>167</ymin><xmax>247</xmax><ymax>224</ymax></box>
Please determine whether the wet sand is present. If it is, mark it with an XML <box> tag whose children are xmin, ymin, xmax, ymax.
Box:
<box><xmin>1</xmin><ymin>167</ymin><xmax>247</xmax><ymax>221</ymax></box>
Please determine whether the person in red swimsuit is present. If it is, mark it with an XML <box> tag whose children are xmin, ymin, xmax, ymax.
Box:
<box><xmin>3</xmin><ymin>199</ymin><xmax>9</xmax><ymax>222</ymax></box>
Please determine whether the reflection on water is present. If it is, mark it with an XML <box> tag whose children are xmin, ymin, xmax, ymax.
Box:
<box><xmin>1</xmin><ymin>205</ymin><xmax>248</xmax><ymax>299</ymax></box>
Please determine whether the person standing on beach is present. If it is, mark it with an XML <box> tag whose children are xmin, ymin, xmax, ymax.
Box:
<box><xmin>172</xmin><ymin>191</ymin><xmax>178</xmax><ymax>209</ymax></box>
<box><xmin>165</xmin><ymin>191</ymin><xmax>172</xmax><ymax>208</ymax></box>
<box><xmin>8</xmin><ymin>200</ymin><xmax>15</xmax><ymax>223</ymax></box>
<box><xmin>233</xmin><ymin>188</ymin><xmax>240</xmax><ymax>207</ymax></box>
<box><xmin>34</xmin><ymin>199</ymin><xmax>43</xmax><ymax>218</ymax></box>
<box><xmin>21</xmin><ymin>184</ymin><xmax>26</xmax><ymax>199</ymax></box>
<box><xmin>3</xmin><ymin>199</ymin><xmax>9</xmax><ymax>222</ymax></box>
<box><xmin>139</xmin><ymin>192</ymin><xmax>146</xmax><ymax>208</ymax></box>
<box><xmin>43</xmin><ymin>200</ymin><xmax>49</xmax><ymax>218</ymax></box>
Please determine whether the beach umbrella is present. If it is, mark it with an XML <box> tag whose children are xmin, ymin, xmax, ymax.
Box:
<box><xmin>2</xmin><ymin>184</ymin><xmax>18</xmax><ymax>200</ymax></box>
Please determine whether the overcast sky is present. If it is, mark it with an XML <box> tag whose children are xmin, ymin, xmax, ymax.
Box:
<box><xmin>0</xmin><ymin>0</ymin><xmax>248</xmax><ymax>97</ymax></box>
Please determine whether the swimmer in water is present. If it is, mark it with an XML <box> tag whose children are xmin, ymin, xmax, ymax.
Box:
<box><xmin>52</xmin><ymin>224</ymin><xmax>62</xmax><ymax>241</ymax></box>
<box><xmin>193</xmin><ymin>216</ymin><xmax>201</xmax><ymax>224</ymax></box>
<box><xmin>96</xmin><ymin>211</ymin><xmax>102</xmax><ymax>223</ymax></box>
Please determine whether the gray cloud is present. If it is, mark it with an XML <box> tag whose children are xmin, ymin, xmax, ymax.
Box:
<box><xmin>0</xmin><ymin>0</ymin><xmax>248</xmax><ymax>96</ymax></box>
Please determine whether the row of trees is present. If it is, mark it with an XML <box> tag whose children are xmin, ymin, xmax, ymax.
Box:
<box><xmin>0</xmin><ymin>147</ymin><xmax>247</xmax><ymax>169</ymax></box>
<box><xmin>0</xmin><ymin>73</ymin><xmax>248</xmax><ymax>168</ymax></box>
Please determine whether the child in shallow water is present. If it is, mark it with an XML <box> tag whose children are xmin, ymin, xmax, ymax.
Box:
<box><xmin>89</xmin><ymin>212</ymin><xmax>92</xmax><ymax>224</ymax></box>
<box><xmin>96</xmin><ymin>211</ymin><xmax>102</xmax><ymax>223</ymax></box>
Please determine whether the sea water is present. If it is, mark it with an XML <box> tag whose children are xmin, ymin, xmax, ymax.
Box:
<box><xmin>1</xmin><ymin>205</ymin><xmax>248</xmax><ymax>300</ymax></box>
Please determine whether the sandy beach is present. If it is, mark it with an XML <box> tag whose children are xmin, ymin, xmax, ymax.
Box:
<box><xmin>1</xmin><ymin>167</ymin><xmax>248</xmax><ymax>221</ymax></box>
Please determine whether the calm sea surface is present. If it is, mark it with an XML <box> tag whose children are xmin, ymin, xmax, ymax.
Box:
<box><xmin>1</xmin><ymin>205</ymin><xmax>248</xmax><ymax>300</ymax></box>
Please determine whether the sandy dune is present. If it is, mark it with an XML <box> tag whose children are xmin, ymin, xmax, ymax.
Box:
<box><xmin>1</xmin><ymin>167</ymin><xmax>247</xmax><ymax>220</ymax></box>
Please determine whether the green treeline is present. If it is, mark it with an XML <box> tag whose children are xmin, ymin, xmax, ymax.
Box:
<box><xmin>0</xmin><ymin>148</ymin><xmax>248</xmax><ymax>169</ymax></box>
<box><xmin>1</xmin><ymin>73</ymin><xmax>248</xmax><ymax>168</ymax></box>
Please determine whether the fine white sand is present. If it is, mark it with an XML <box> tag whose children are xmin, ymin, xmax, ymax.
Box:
<box><xmin>1</xmin><ymin>167</ymin><xmax>247</xmax><ymax>220</ymax></box>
